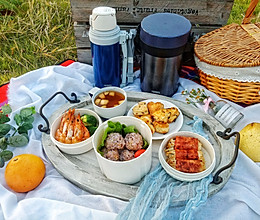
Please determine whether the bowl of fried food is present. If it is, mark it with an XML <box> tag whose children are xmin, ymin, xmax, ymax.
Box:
<box><xmin>127</xmin><ymin>99</ymin><xmax>183</xmax><ymax>140</ymax></box>
<box><xmin>50</xmin><ymin>108</ymin><xmax>102</xmax><ymax>155</ymax></box>
<box><xmin>159</xmin><ymin>131</ymin><xmax>216</xmax><ymax>182</ymax></box>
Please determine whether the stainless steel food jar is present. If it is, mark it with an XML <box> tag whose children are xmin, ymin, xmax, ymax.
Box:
<box><xmin>139</xmin><ymin>13</ymin><xmax>191</xmax><ymax>96</ymax></box>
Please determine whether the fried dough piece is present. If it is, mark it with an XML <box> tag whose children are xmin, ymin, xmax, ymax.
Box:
<box><xmin>147</xmin><ymin>102</ymin><xmax>164</xmax><ymax>114</ymax></box>
<box><xmin>166</xmin><ymin>107</ymin><xmax>180</xmax><ymax>123</ymax></box>
<box><xmin>138</xmin><ymin>115</ymin><xmax>155</xmax><ymax>134</ymax></box>
<box><xmin>151</xmin><ymin>109</ymin><xmax>169</xmax><ymax>123</ymax></box>
<box><xmin>132</xmin><ymin>102</ymin><xmax>149</xmax><ymax>116</ymax></box>
<box><xmin>153</xmin><ymin>121</ymin><xmax>169</xmax><ymax>134</ymax></box>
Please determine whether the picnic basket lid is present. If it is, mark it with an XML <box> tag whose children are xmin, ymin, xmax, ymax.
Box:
<box><xmin>194</xmin><ymin>0</ymin><xmax>260</xmax><ymax>68</ymax></box>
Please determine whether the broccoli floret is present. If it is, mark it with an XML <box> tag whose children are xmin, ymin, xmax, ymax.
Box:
<box><xmin>87</xmin><ymin>126</ymin><xmax>98</xmax><ymax>136</ymax></box>
<box><xmin>81</xmin><ymin>114</ymin><xmax>97</xmax><ymax>127</ymax></box>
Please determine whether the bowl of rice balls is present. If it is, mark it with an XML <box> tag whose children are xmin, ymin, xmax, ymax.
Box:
<box><xmin>92</xmin><ymin>116</ymin><xmax>153</xmax><ymax>184</ymax></box>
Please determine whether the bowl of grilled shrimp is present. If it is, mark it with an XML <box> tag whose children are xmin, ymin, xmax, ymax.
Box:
<box><xmin>50</xmin><ymin>108</ymin><xmax>102</xmax><ymax>155</ymax></box>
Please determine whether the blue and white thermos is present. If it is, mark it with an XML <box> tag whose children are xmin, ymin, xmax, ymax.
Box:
<box><xmin>89</xmin><ymin>7</ymin><xmax>121</xmax><ymax>88</ymax></box>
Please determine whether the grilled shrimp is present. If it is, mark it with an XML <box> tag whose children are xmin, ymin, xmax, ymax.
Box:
<box><xmin>65</xmin><ymin>114</ymin><xmax>75</xmax><ymax>144</ymax></box>
<box><xmin>62</xmin><ymin>109</ymin><xmax>75</xmax><ymax>135</ymax></box>
<box><xmin>55</xmin><ymin>109</ymin><xmax>90</xmax><ymax>144</ymax></box>
<box><xmin>55</xmin><ymin>109</ymin><xmax>74</xmax><ymax>143</ymax></box>
<box><xmin>72</xmin><ymin>114</ymin><xmax>84</xmax><ymax>143</ymax></box>
<box><xmin>82</xmin><ymin>122</ymin><xmax>90</xmax><ymax>140</ymax></box>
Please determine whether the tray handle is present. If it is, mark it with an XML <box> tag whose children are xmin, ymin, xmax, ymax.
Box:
<box><xmin>38</xmin><ymin>91</ymin><xmax>80</xmax><ymax>134</ymax></box>
<box><xmin>212</xmin><ymin>128</ymin><xmax>240</xmax><ymax>184</ymax></box>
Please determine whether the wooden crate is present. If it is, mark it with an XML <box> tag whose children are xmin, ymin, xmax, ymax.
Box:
<box><xmin>70</xmin><ymin>0</ymin><xmax>234</xmax><ymax>64</ymax></box>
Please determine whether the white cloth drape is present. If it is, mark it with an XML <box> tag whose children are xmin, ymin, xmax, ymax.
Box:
<box><xmin>0</xmin><ymin>62</ymin><xmax>259</xmax><ymax>220</ymax></box>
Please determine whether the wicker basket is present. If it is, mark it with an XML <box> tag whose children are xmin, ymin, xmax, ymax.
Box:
<box><xmin>194</xmin><ymin>0</ymin><xmax>260</xmax><ymax>104</ymax></box>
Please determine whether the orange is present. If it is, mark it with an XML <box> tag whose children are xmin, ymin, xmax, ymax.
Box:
<box><xmin>5</xmin><ymin>154</ymin><xmax>45</xmax><ymax>193</ymax></box>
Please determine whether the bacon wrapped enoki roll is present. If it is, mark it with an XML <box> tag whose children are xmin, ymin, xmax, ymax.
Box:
<box><xmin>165</xmin><ymin>136</ymin><xmax>205</xmax><ymax>173</ymax></box>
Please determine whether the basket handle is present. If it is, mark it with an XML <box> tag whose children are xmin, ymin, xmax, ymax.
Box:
<box><xmin>242</xmin><ymin>0</ymin><xmax>259</xmax><ymax>24</ymax></box>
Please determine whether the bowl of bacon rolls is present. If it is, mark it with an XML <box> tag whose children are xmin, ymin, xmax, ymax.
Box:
<box><xmin>50</xmin><ymin>108</ymin><xmax>102</xmax><ymax>155</ymax></box>
<box><xmin>159</xmin><ymin>131</ymin><xmax>216</xmax><ymax>181</ymax></box>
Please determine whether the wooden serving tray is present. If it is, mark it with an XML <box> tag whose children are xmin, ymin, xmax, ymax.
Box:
<box><xmin>42</xmin><ymin>91</ymin><xmax>235</xmax><ymax>201</ymax></box>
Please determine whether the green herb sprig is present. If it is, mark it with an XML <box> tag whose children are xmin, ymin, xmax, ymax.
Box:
<box><xmin>0</xmin><ymin>104</ymin><xmax>36</xmax><ymax>167</ymax></box>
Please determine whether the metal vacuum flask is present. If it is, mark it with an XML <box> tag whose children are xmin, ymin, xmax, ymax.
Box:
<box><xmin>139</xmin><ymin>13</ymin><xmax>191</xmax><ymax>96</ymax></box>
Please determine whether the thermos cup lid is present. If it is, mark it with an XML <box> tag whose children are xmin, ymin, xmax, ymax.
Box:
<box><xmin>140</xmin><ymin>13</ymin><xmax>191</xmax><ymax>49</ymax></box>
<box><xmin>90</xmin><ymin>7</ymin><xmax>117</xmax><ymax>31</ymax></box>
<box><xmin>89</xmin><ymin>25</ymin><xmax>120</xmax><ymax>45</ymax></box>
<box><xmin>89</xmin><ymin>7</ymin><xmax>120</xmax><ymax>45</ymax></box>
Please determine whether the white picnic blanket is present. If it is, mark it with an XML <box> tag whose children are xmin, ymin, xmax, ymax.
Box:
<box><xmin>0</xmin><ymin>62</ymin><xmax>260</xmax><ymax>220</ymax></box>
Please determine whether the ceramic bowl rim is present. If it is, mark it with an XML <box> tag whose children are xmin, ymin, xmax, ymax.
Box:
<box><xmin>50</xmin><ymin>108</ymin><xmax>102</xmax><ymax>149</ymax></box>
<box><xmin>159</xmin><ymin>131</ymin><xmax>216</xmax><ymax>181</ymax></box>
<box><xmin>92</xmin><ymin>86</ymin><xmax>127</xmax><ymax>110</ymax></box>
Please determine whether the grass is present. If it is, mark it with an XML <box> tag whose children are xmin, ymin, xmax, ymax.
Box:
<box><xmin>0</xmin><ymin>0</ymin><xmax>259</xmax><ymax>85</ymax></box>
<box><xmin>228</xmin><ymin>0</ymin><xmax>260</xmax><ymax>24</ymax></box>
<box><xmin>0</xmin><ymin>0</ymin><xmax>76</xmax><ymax>84</ymax></box>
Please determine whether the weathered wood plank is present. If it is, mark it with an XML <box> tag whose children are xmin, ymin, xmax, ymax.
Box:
<box><xmin>74</xmin><ymin>22</ymin><xmax>138</xmax><ymax>49</ymax></box>
<box><xmin>74</xmin><ymin>22</ymin><xmax>222</xmax><ymax>64</ymax></box>
<box><xmin>74</xmin><ymin>22</ymin><xmax>221</xmax><ymax>49</ymax></box>
<box><xmin>70</xmin><ymin>0</ymin><xmax>234</xmax><ymax>25</ymax></box>
<box><xmin>71</xmin><ymin>0</ymin><xmax>234</xmax><ymax>64</ymax></box>
<box><xmin>77</xmin><ymin>48</ymin><xmax>92</xmax><ymax>64</ymax></box>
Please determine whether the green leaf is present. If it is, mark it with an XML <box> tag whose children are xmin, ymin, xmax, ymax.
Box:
<box><xmin>18</xmin><ymin>122</ymin><xmax>33</xmax><ymax>134</ymax></box>
<box><xmin>142</xmin><ymin>138</ymin><xmax>149</xmax><ymax>149</ymax></box>
<box><xmin>23</xmin><ymin>115</ymin><xmax>34</xmax><ymax>124</ymax></box>
<box><xmin>20</xmin><ymin>133</ymin><xmax>29</xmax><ymax>141</ymax></box>
<box><xmin>20</xmin><ymin>107</ymin><xmax>36</xmax><ymax>119</ymax></box>
<box><xmin>0</xmin><ymin>124</ymin><xmax>11</xmax><ymax>136</ymax></box>
<box><xmin>0</xmin><ymin>114</ymin><xmax>10</xmax><ymax>124</ymax></box>
<box><xmin>8</xmin><ymin>134</ymin><xmax>28</xmax><ymax>147</ymax></box>
<box><xmin>0</xmin><ymin>137</ymin><xmax>8</xmax><ymax>150</ymax></box>
<box><xmin>0</xmin><ymin>157</ymin><xmax>4</xmax><ymax>168</ymax></box>
<box><xmin>0</xmin><ymin>150</ymin><xmax>13</xmax><ymax>162</ymax></box>
<box><xmin>14</xmin><ymin>114</ymin><xmax>22</xmax><ymax>126</ymax></box>
<box><xmin>123</xmin><ymin>125</ymin><xmax>138</xmax><ymax>135</ymax></box>
<box><xmin>1</xmin><ymin>104</ymin><xmax>12</xmax><ymax>115</ymax></box>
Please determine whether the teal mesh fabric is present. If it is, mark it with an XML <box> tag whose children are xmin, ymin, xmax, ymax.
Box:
<box><xmin>187</xmin><ymin>116</ymin><xmax>209</xmax><ymax>140</ymax></box>
<box><xmin>117</xmin><ymin>165</ymin><xmax>212</xmax><ymax>220</ymax></box>
<box><xmin>117</xmin><ymin>117</ymin><xmax>213</xmax><ymax>220</ymax></box>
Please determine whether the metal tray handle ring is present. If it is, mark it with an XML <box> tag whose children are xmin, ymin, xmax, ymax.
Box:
<box><xmin>212</xmin><ymin>128</ymin><xmax>240</xmax><ymax>184</ymax></box>
<box><xmin>38</xmin><ymin>91</ymin><xmax>80</xmax><ymax>134</ymax></box>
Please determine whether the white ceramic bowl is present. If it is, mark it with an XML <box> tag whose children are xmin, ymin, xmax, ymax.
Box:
<box><xmin>50</xmin><ymin>109</ymin><xmax>102</xmax><ymax>155</ymax></box>
<box><xmin>92</xmin><ymin>116</ymin><xmax>153</xmax><ymax>184</ymax></box>
<box><xmin>90</xmin><ymin>87</ymin><xmax>127</xmax><ymax>119</ymax></box>
<box><xmin>159</xmin><ymin>131</ymin><xmax>216</xmax><ymax>182</ymax></box>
